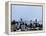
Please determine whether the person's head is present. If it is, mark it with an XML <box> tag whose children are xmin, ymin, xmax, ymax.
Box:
<box><xmin>11</xmin><ymin>20</ymin><xmax>15</xmax><ymax>25</ymax></box>
<box><xmin>35</xmin><ymin>19</ymin><xmax>37</xmax><ymax>22</ymax></box>
<box><xmin>20</xmin><ymin>18</ymin><xmax>23</xmax><ymax>21</ymax></box>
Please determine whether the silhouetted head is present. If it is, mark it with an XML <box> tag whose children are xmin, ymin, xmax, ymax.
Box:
<box><xmin>35</xmin><ymin>19</ymin><xmax>37</xmax><ymax>22</ymax></box>
<box><xmin>11</xmin><ymin>20</ymin><xmax>15</xmax><ymax>25</ymax></box>
<box><xmin>20</xmin><ymin>18</ymin><xmax>23</xmax><ymax>21</ymax></box>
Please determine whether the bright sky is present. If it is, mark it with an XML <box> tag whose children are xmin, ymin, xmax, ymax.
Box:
<box><xmin>12</xmin><ymin>5</ymin><xmax>42</xmax><ymax>21</ymax></box>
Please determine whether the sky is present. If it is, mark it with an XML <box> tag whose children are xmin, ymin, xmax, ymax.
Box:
<box><xmin>12</xmin><ymin>5</ymin><xmax>42</xmax><ymax>21</ymax></box>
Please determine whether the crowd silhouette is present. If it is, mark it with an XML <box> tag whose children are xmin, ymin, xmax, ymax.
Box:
<box><xmin>11</xmin><ymin>18</ymin><xmax>43</xmax><ymax>32</ymax></box>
